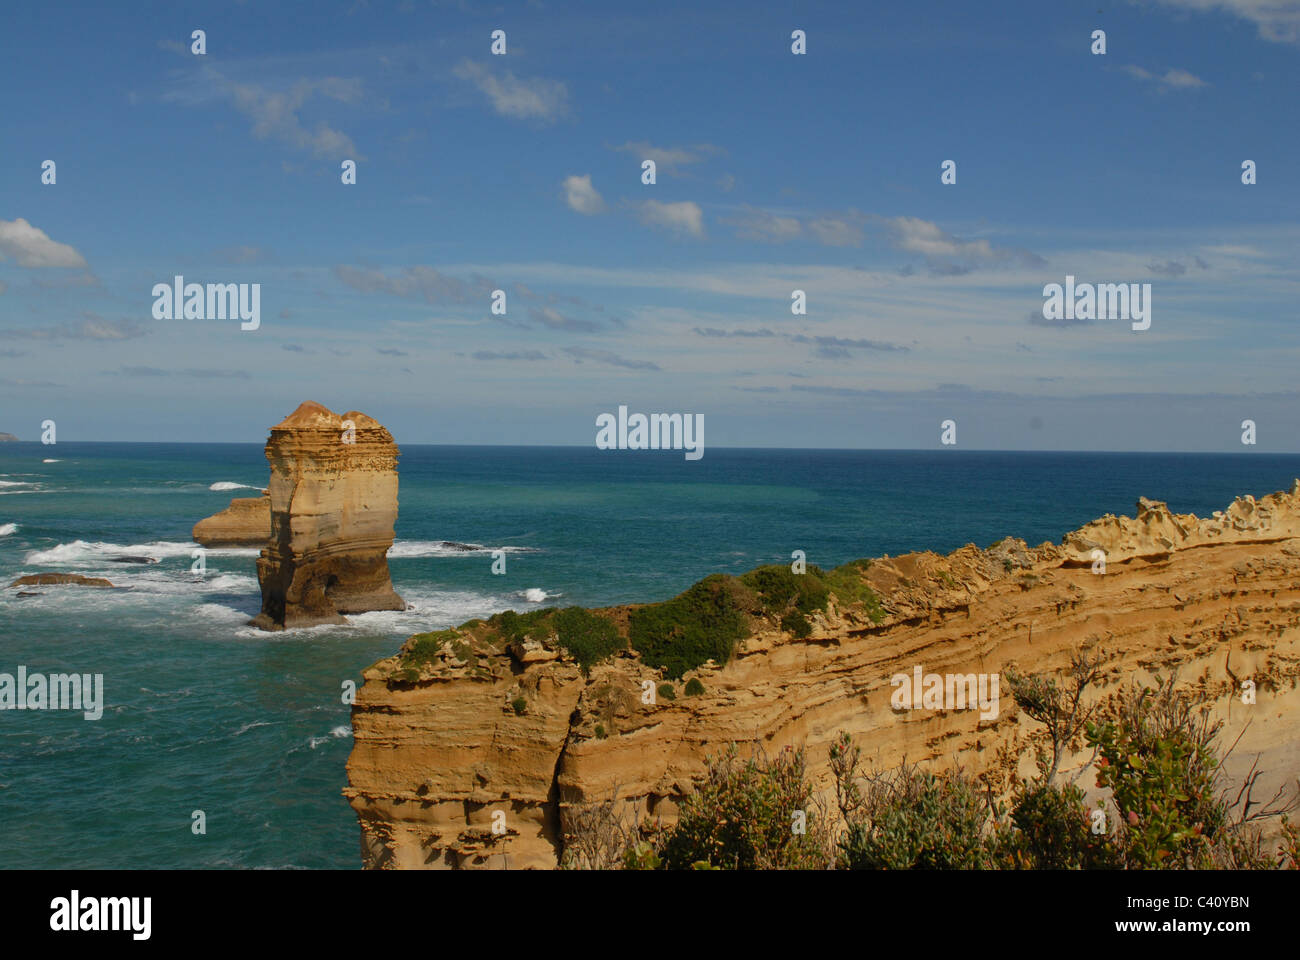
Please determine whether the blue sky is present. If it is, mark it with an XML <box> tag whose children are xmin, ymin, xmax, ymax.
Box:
<box><xmin>2</xmin><ymin>0</ymin><xmax>1299</xmax><ymax>449</ymax></box>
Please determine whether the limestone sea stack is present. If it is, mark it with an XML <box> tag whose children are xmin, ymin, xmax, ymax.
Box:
<box><xmin>250</xmin><ymin>401</ymin><xmax>404</xmax><ymax>631</ymax></box>
<box><xmin>192</xmin><ymin>493</ymin><xmax>270</xmax><ymax>547</ymax></box>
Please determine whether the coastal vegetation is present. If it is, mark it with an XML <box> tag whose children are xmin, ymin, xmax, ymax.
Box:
<box><xmin>395</xmin><ymin>557</ymin><xmax>888</xmax><ymax>681</ymax></box>
<box><xmin>556</xmin><ymin>663</ymin><xmax>1300</xmax><ymax>870</ymax></box>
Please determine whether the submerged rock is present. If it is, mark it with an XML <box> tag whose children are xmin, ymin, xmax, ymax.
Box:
<box><xmin>9</xmin><ymin>573</ymin><xmax>114</xmax><ymax>588</ymax></box>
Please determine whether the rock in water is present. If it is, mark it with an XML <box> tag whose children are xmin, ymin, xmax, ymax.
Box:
<box><xmin>193</xmin><ymin>494</ymin><xmax>271</xmax><ymax>547</ymax></box>
<box><xmin>250</xmin><ymin>402</ymin><xmax>404</xmax><ymax>630</ymax></box>
<box><xmin>9</xmin><ymin>573</ymin><xmax>114</xmax><ymax>588</ymax></box>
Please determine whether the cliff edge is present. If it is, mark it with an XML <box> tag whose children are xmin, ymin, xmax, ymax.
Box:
<box><xmin>346</xmin><ymin>483</ymin><xmax>1300</xmax><ymax>868</ymax></box>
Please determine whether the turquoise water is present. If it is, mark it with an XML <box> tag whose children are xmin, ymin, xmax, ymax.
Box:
<box><xmin>3</xmin><ymin>442</ymin><xmax>1300</xmax><ymax>868</ymax></box>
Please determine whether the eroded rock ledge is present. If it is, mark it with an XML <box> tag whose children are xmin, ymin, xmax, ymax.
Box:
<box><xmin>345</xmin><ymin>483</ymin><xmax>1300</xmax><ymax>868</ymax></box>
<box><xmin>193</xmin><ymin>493</ymin><xmax>270</xmax><ymax>547</ymax></box>
<box><xmin>250</xmin><ymin>401</ymin><xmax>404</xmax><ymax>630</ymax></box>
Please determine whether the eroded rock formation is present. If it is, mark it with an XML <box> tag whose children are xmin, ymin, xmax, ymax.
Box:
<box><xmin>250</xmin><ymin>401</ymin><xmax>404</xmax><ymax>630</ymax></box>
<box><xmin>192</xmin><ymin>493</ymin><xmax>270</xmax><ymax>547</ymax></box>
<box><xmin>346</xmin><ymin>484</ymin><xmax>1300</xmax><ymax>868</ymax></box>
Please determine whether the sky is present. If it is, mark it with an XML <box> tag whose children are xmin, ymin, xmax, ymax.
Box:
<box><xmin>2</xmin><ymin>0</ymin><xmax>1298</xmax><ymax>450</ymax></box>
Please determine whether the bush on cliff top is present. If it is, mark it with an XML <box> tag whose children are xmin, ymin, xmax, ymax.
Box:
<box><xmin>628</xmin><ymin>574</ymin><xmax>753</xmax><ymax>680</ymax></box>
<box><xmin>553</xmin><ymin>606</ymin><xmax>624</xmax><ymax>674</ymax></box>
<box><xmin>403</xmin><ymin>629</ymin><xmax>461</xmax><ymax>665</ymax></box>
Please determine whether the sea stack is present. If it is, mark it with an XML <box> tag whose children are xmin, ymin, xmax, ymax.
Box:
<box><xmin>193</xmin><ymin>492</ymin><xmax>271</xmax><ymax>547</ymax></box>
<box><xmin>250</xmin><ymin>401</ymin><xmax>404</xmax><ymax>631</ymax></box>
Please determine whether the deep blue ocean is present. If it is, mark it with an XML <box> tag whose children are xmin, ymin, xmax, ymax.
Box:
<box><xmin>3</xmin><ymin>442</ymin><xmax>1299</xmax><ymax>868</ymax></box>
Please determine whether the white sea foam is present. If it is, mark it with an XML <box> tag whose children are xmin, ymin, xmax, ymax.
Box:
<box><xmin>42</xmin><ymin>459</ymin><xmax>61</xmax><ymax>463</ymax></box>
<box><xmin>387</xmin><ymin>540</ymin><xmax>538</xmax><ymax>558</ymax></box>
<box><xmin>523</xmin><ymin>588</ymin><xmax>550</xmax><ymax>603</ymax></box>
<box><xmin>0</xmin><ymin>523</ymin><xmax>16</xmax><ymax>536</ymax></box>
<box><xmin>307</xmin><ymin>726</ymin><xmax>352</xmax><ymax>749</ymax></box>
<box><xmin>25</xmin><ymin>539</ymin><xmax>259</xmax><ymax>565</ymax></box>
<box><xmin>0</xmin><ymin>481</ymin><xmax>35</xmax><ymax>488</ymax></box>
<box><xmin>210</xmin><ymin>481</ymin><xmax>260</xmax><ymax>492</ymax></box>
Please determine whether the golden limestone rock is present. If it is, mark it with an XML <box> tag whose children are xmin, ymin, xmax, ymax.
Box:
<box><xmin>250</xmin><ymin>402</ymin><xmax>405</xmax><ymax>630</ymax></box>
<box><xmin>345</xmin><ymin>483</ymin><xmax>1300</xmax><ymax>868</ymax></box>
<box><xmin>192</xmin><ymin>493</ymin><xmax>270</xmax><ymax>547</ymax></box>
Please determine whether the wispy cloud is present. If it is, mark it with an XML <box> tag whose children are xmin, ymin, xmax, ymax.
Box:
<box><xmin>1119</xmin><ymin>64</ymin><xmax>1208</xmax><ymax>90</ymax></box>
<box><xmin>471</xmin><ymin>349</ymin><xmax>547</xmax><ymax>361</ymax></box>
<box><xmin>453</xmin><ymin>59</ymin><xmax>569</xmax><ymax>122</ymax></box>
<box><xmin>333</xmin><ymin>264</ymin><xmax>493</xmax><ymax>303</ymax></box>
<box><xmin>8</xmin><ymin>315</ymin><xmax>146</xmax><ymax>340</ymax></box>
<box><xmin>611</xmin><ymin>141</ymin><xmax>723</xmax><ymax>175</ymax></box>
<box><xmin>563</xmin><ymin>346</ymin><xmax>660</xmax><ymax>370</ymax></box>
<box><xmin>1148</xmin><ymin>0</ymin><xmax>1300</xmax><ymax>45</ymax></box>
<box><xmin>639</xmin><ymin>200</ymin><xmax>705</xmax><ymax>238</ymax></box>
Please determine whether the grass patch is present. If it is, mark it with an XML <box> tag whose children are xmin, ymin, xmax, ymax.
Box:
<box><xmin>821</xmin><ymin>560</ymin><xmax>886</xmax><ymax>623</ymax></box>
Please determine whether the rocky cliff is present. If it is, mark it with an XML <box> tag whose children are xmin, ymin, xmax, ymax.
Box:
<box><xmin>193</xmin><ymin>493</ymin><xmax>270</xmax><ymax>547</ymax></box>
<box><xmin>250</xmin><ymin>401</ymin><xmax>404</xmax><ymax>630</ymax></box>
<box><xmin>345</xmin><ymin>485</ymin><xmax>1300</xmax><ymax>868</ymax></box>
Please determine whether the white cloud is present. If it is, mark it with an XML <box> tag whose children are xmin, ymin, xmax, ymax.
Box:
<box><xmin>453</xmin><ymin>59</ymin><xmax>569</xmax><ymax>123</ymax></box>
<box><xmin>612</xmin><ymin>141</ymin><xmax>722</xmax><ymax>175</ymax></box>
<box><xmin>889</xmin><ymin>217</ymin><xmax>997</xmax><ymax>259</ymax></box>
<box><xmin>229</xmin><ymin>77</ymin><xmax>363</xmax><ymax>159</ymax></box>
<box><xmin>639</xmin><ymin>200</ymin><xmax>705</xmax><ymax>238</ymax></box>
<box><xmin>1120</xmin><ymin>64</ymin><xmax>1208</xmax><ymax>90</ymax></box>
<box><xmin>727</xmin><ymin>206</ymin><xmax>802</xmax><ymax>242</ymax></box>
<box><xmin>807</xmin><ymin>217</ymin><xmax>863</xmax><ymax>247</ymax></box>
<box><xmin>0</xmin><ymin>218</ymin><xmax>88</xmax><ymax>268</ymax></box>
<box><xmin>1148</xmin><ymin>0</ymin><xmax>1300</xmax><ymax>44</ymax></box>
<box><xmin>563</xmin><ymin>174</ymin><xmax>607</xmax><ymax>215</ymax></box>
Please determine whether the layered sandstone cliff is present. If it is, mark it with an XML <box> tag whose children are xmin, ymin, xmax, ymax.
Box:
<box><xmin>250</xmin><ymin>401</ymin><xmax>405</xmax><ymax>630</ymax></box>
<box><xmin>193</xmin><ymin>493</ymin><xmax>270</xmax><ymax>547</ymax></box>
<box><xmin>346</xmin><ymin>484</ymin><xmax>1300</xmax><ymax>868</ymax></box>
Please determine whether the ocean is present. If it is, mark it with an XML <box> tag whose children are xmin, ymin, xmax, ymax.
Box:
<box><xmin>2</xmin><ymin>442</ymin><xmax>1299</xmax><ymax>868</ymax></box>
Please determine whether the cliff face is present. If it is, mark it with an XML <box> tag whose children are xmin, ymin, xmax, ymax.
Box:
<box><xmin>250</xmin><ymin>402</ymin><xmax>404</xmax><ymax>631</ymax></box>
<box><xmin>345</xmin><ymin>484</ymin><xmax>1300</xmax><ymax>868</ymax></box>
<box><xmin>193</xmin><ymin>493</ymin><xmax>270</xmax><ymax>547</ymax></box>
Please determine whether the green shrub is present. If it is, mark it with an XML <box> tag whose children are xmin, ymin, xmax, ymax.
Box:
<box><xmin>404</xmin><ymin>629</ymin><xmax>460</xmax><ymax>664</ymax></box>
<box><xmin>1003</xmin><ymin>781</ymin><xmax>1119</xmax><ymax>869</ymax></box>
<box><xmin>654</xmin><ymin>745</ymin><xmax>833</xmax><ymax>870</ymax></box>
<box><xmin>594</xmin><ymin>723</ymin><xmax>607</xmax><ymax>739</ymax></box>
<box><xmin>741</xmin><ymin>565</ymin><xmax>828</xmax><ymax>616</ymax></box>
<box><xmin>683</xmin><ymin>677</ymin><xmax>705</xmax><ymax>697</ymax></box>
<box><xmin>821</xmin><ymin>560</ymin><xmax>885</xmax><ymax>622</ymax></box>
<box><xmin>838</xmin><ymin>763</ymin><xmax>993</xmax><ymax>870</ymax></box>
<box><xmin>489</xmin><ymin>607</ymin><xmax>556</xmax><ymax>643</ymax></box>
<box><xmin>553</xmin><ymin>606</ymin><xmax>623</xmax><ymax>673</ymax></box>
<box><xmin>1087</xmin><ymin>677</ymin><xmax>1227</xmax><ymax>869</ymax></box>
<box><xmin>628</xmin><ymin>574</ymin><xmax>753</xmax><ymax>679</ymax></box>
<box><xmin>657</xmin><ymin>683</ymin><xmax>676</xmax><ymax>701</ymax></box>
<box><xmin>511</xmin><ymin>696</ymin><xmax>527</xmax><ymax>716</ymax></box>
<box><xmin>781</xmin><ymin>610</ymin><xmax>812</xmax><ymax>638</ymax></box>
